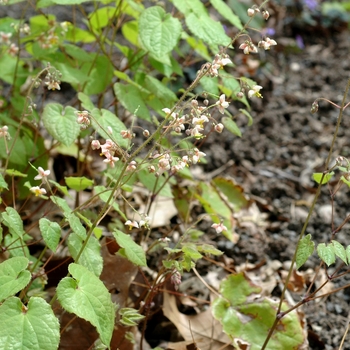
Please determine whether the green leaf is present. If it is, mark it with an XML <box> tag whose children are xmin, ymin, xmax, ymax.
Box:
<box><xmin>0</xmin><ymin>257</ymin><xmax>31</xmax><ymax>302</ymax></box>
<box><xmin>42</xmin><ymin>103</ymin><xmax>80</xmax><ymax>146</ymax></box>
<box><xmin>112</xmin><ymin>230</ymin><xmax>147</xmax><ymax>267</ymax></box>
<box><xmin>185</xmin><ymin>12</ymin><xmax>231</xmax><ymax>46</ymax></box>
<box><xmin>39</xmin><ymin>218</ymin><xmax>61</xmax><ymax>252</ymax></box>
<box><xmin>1</xmin><ymin>207</ymin><xmax>25</xmax><ymax>238</ymax></box>
<box><xmin>296</xmin><ymin>234</ymin><xmax>315</xmax><ymax>269</ymax></box>
<box><xmin>182</xmin><ymin>244</ymin><xmax>203</xmax><ymax>261</ymax></box>
<box><xmin>57</xmin><ymin>263</ymin><xmax>115</xmax><ymax>347</ymax></box>
<box><xmin>89</xmin><ymin>6</ymin><xmax>116</xmax><ymax>29</ymax></box>
<box><xmin>200</xmin><ymin>76</ymin><xmax>219</xmax><ymax>95</ymax></box>
<box><xmin>48</xmin><ymin>0</ymin><xmax>92</xmax><ymax>4</ymax></box>
<box><xmin>222</xmin><ymin>117</ymin><xmax>242</xmax><ymax>137</ymax></box>
<box><xmin>65</xmin><ymin>176</ymin><xmax>94</xmax><ymax>191</ymax></box>
<box><xmin>82</xmin><ymin>56</ymin><xmax>114</xmax><ymax>95</ymax></box>
<box><xmin>312</xmin><ymin>172</ymin><xmax>334</xmax><ymax>184</ymax></box>
<box><xmin>122</xmin><ymin>20</ymin><xmax>140</xmax><ymax>47</ymax></box>
<box><xmin>77</xmin><ymin>92</ymin><xmax>95</xmax><ymax>111</ymax></box>
<box><xmin>54</xmin><ymin>62</ymin><xmax>90</xmax><ymax>86</ymax></box>
<box><xmin>0</xmin><ymin>297</ymin><xmax>60</xmax><ymax>350</ymax></box>
<box><xmin>48</xmin><ymin>180</ymin><xmax>69</xmax><ymax>196</ymax></box>
<box><xmin>138</xmin><ymin>6</ymin><xmax>182</xmax><ymax>59</ymax></box>
<box><xmin>67</xmin><ymin>214</ymin><xmax>86</xmax><ymax>239</ymax></box>
<box><xmin>137</xmin><ymin>168</ymin><xmax>173</xmax><ymax>197</ymax></box>
<box><xmin>317</xmin><ymin>243</ymin><xmax>336</xmax><ymax>266</ymax></box>
<box><xmin>0</xmin><ymin>173</ymin><xmax>8</xmax><ymax>191</ymax></box>
<box><xmin>1</xmin><ymin>208</ymin><xmax>30</xmax><ymax>257</ymax></box>
<box><xmin>94</xmin><ymin>185</ymin><xmax>126</xmax><ymax>219</ymax></box>
<box><xmin>210</xmin><ymin>0</ymin><xmax>243</xmax><ymax>29</ymax></box>
<box><xmin>90</xmin><ymin>108</ymin><xmax>128</xmax><ymax>147</ymax></box>
<box><xmin>212</xmin><ymin>177</ymin><xmax>248</xmax><ymax>211</ymax></box>
<box><xmin>212</xmin><ymin>273</ymin><xmax>305</xmax><ymax>349</ymax></box>
<box><xmin>68</xmin><ymin>232</ymin><xmax>103</xmax><ymax>277</ymax></box>
<box><xmin>51</xmin><ymin>196</ymin><xmax>72</xmax><ymax>216</ymax></box>
<box><xmin>239</xmin><ymin>108</ymin><xmax>254</xmax><ymax>126</ymax></box>
<box><xmin>346</xmin><ymin>245</ymin><xmax>350</xmax><ymax>264</ymax></box>
<box><xmin>119</xmin><ymin>308</ymin><xmax>145</xmax><ymax>326</ymax></box>
<box><xmin>332</xmin><ymin>240</ymin><xmax>347</xmax><ymax>265</ymax></box>
<box><xmin>114</xmin><ymin>83</ymin><xmax>151</xmax><ymax>121</ymax></box>
<box><xmin>198</xmin><ymin>243</ymin><xmax>223</xmax><ymax>256</ymax></box>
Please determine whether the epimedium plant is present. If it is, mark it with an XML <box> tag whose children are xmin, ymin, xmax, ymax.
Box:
<box><xmin>0</xmin><ymin>0</ymin><xmax>307</xmax><ymax>349</ymax></box>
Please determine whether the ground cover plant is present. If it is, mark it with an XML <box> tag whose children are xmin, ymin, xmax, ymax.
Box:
<box><xmin>1</xmin><ymin>0</ymin><xmax>350</xmax><ymax>349</ymax></box>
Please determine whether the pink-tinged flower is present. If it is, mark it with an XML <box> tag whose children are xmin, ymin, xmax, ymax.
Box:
<box><xmin>192</xmin><ymin>115</ymin><xmax>209</xmax><ymax>127</ymax></box>
<box><xmin>0</xmin><ymin>32</ymin><xmax>12</xmax><ymax>44</ymax></box>
<box><xmin>8</xmin><ymin>43</ymin><xmax>19</xmax><ymax>56</ymax></box>
<box><xmin>34</xmin><ymin>167</ymin><xmax>50</xmax><ymax>180</ymax></box>
<box><xmin>125</xmin><ymin>220</ymin><xmax>139</xmax><ymax>230</ymax></box>
<box><xmin>0</xmin><ymin>125</ymin><xmax>10</xmax><ymax>139</ymax></box>
<box><xmin>126</xmin><ymin>161</ymin><xmax>137</xmax><ymax>172</ymax></box>
<box><xmin>120</xmin><ymin>130</ymin><xmax>133</xmax><ymax>139</ymax></box>
<box><xmin>103</xmin><ymin>154</ymin><xmax>119</xmax><ymax>168</ymax></box>
<box><xmin>239</xmin><ymin>41</ymin><xmax>258</xmax><ymax>55</ymax></box>
<box><xmin>139</xmin><ymin>216</ymin><xmax>150</xmax><ymax>228</ymax></box>
<box><xmin>158</xmin><ymin>157</ymin><xmax>170</xmax><ymax>171</ymax></box>
<box><xmin>211</xmin><ymin>223</ymin><xmax>228</xmax><ymax>234</ymax></box>
<box><xmin>258</xmin><ymin>37</ymin><xmax>277</xmax><ymax>50</ymax></box>
<box><xmin>247</xmin><ymin>8</ymin><xmax>255</xmax><ymax>17</ymax></box>
<box><xmin>248</xmin><ymin>85</ymin><xmax>263</xmax><ymax>98</ymax></box>
<box><xmin>190</xmin><ymin>125</ymin><xmax>204</xmax><ymax>139</ymax></box>
<box><xmin>30</xmin><ymin>186</ymin><xmax>47</xmax><ymax>197</ymax></box>
<box><xmin>192</xmin><ymin>148</ymin><xmax>206</xmax><ymax>164</ymax></box>
<box><xmin>91</xmin><ymin>140</ymin><xmax>101</xmax><ymax>150</ymax></box>
<box><xmin>75</xmin><ymin>110</ymin><xmax>90</xmax><ymax>129</ymax></box>
<box><xmin>162</xmin><ymin>108</ymin><xmax>178</xmax><ymax>120</ymax></box>
<box><xmin>262</xmin><ymin>10</ymin><xmax>270</xmax><ymax>20</ymax></box>
<box><xmin>171</xmin><ymin>270</ymin><xmax>182</xmax><ymax>291</ymax></box>
<box><xmin>216</xmin><ymin>94</ymin><xmax>230</xmax><ymax>114</ymax></box>
<box><xmin>45</xmin><ymin>80</ymin><xmax>60</xmax><ymax>91</ymax></box>
<box><xmin>215</xmin><ymin>123</ymin><xmax>224</xmax><ymax>133</ymax></box>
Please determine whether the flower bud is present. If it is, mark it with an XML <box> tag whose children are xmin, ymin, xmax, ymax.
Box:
<box><xmin>215</xmin><ymin>123</ymin><xmax>224</xmax><ymax>133</ymax></box>
<box><xmin>236</xmin><ymin>91</ymin><xmax>244</xmax><ymax>99</ymax></box>
<box><xmin>311</xmin><ymin>101</ymin><xmax>319</xmax><ymax>114</ymax></box>
<box><xmin>143</xmin><ymin>129</ymin><xmax>150</xmax><ymax>137</ymax></box>
<box><xmin>247</xmin><ymin>8</ymin><xmax>255</xmax><ymax>17</ymax></box>
<box><xmin>262</xmin><ymin>10</ymin><xmax>270</xmax><ymax>20</ymax></box>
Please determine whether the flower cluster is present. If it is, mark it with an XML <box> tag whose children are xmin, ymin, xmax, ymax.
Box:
<box><xmin>75</xmin><ymin>110</ymin><xmax>91</xmax><ymax>129</ymax></box>
<box><xmin>91</xmin><ymin>139</ymin><xmax>120</xmax><ymax>168</ymax></box>
<box><xmin>0</xmin><ymin>31</ymin><xmax>19</xmax><ymax>57</ymax></box>
<box><xmin>208</xmin><ymin>54</ymin><xmax>232</xmax><ymax>78</ymax></box>
<box><xmin>30</xmin><ymin>167</ymin><xmax>50</xmax><ymax>197</ymax></box>
<box><xmin>0</xmin><ymin>125</ymin><xmax>10</xmax><ymax>140</ymax></box>
<box><xmin>125</xmin><ymin>216</ymin><xmax>150</xmax><ymax>230</ymax></box>
<box><xmin>44</xmin><ymin>68</ymin><xmax>61</xmax><ymax>91</ymax></box>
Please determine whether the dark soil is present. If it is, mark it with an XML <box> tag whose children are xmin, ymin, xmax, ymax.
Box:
<box><xmin>207</xmin><ymin>28</ymin><xmax>350</xmax><ymax>350</ymax></box>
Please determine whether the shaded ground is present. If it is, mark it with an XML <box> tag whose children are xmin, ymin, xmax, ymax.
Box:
<box><xmin>209</xmin><ymin>28</ymin><xmax>350</xmax><ymax>350</ymax></box>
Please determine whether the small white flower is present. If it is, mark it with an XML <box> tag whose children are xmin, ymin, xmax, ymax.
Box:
<box><xmin>30</xmin><ymin>186</ymin><xmax>47</xmax><ymax>197</ymax></box>
<box><xmin>211</xmin><ymin>223</ymin><xmax>228</xmax><ymax>234</ymax></box>
<box><xmin>248</xmin><ymin>85</ymin><xmax>263</xmax><ymax>99</ymax></box>
<box><xmin>247</xmin><ymin>8</ymin><xmax>255</xmax><ymax>17</ymax></box>
<box><xmin>91</xmin><ymin>140</ymin><xmax>101</xmax><ymax>150</ymax></box>
<box><xmin>34</xmin><ymin>167</ymin><xmax>50</xmax><ymax>180</ymax></box>
<box><xmin>216</xmin><ymin>94</ymin><xmax>230</xmax><ymax>114</ymax></box>
<box><xmin>258</xmin><ymin>37</ymin><xmax>277</xmax><ymax>50</ymax></box>
<box><xmin>215</xmin><ymin>123</ymin><xmax>224</xmax><ymax>133</ymax></box>
<box><xmin>239</xmin><ymin>41</ymin><xmax>258</xmax><ymax>55</ymax></box>
<box><xmin>125</xmin><ymin>220</ymin><xmax>139</xmax><ymax>230</ymax></box>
